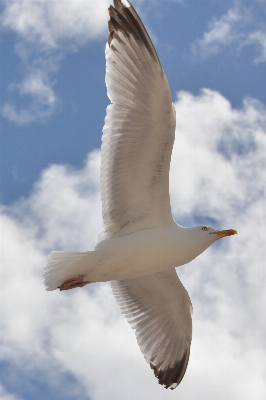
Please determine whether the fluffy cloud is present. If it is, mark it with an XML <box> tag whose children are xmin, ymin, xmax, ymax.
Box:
<box><xmin>1</xmin><ymin>0</ymin><xmax>111</xmax><ymax>124</ymax></box>
<box><xmin>0</xmin><ymin>0</ymin><xmax>146</xmax><ymax>125</ymax></box>
<box><xmin>171</xmin><ymin>89</ymin><xmax>266</xmax><ymax>221</ymax></box>
<box><xmin>192</xmin><ymin>4</ymin><xmax>266</xmax><ymax>63</ymax></box>
<box><xmin>2</xmin><ymin>65</ymin><xmax>59</xmax><ymax>124</ymax></box>
<box><xmin>1</xmin><ymin>0</ymin><xmax>110</xmax><ymax>48</ymax></box>
<box><xmin>1</xmin><ymin>90</ymin><xmax>266</xmax><ymax>399</ymax></box>
<box><xmin>246</xmin><ymin>30</ymin><xmax>266</xmax><ymax>63</ymax></box>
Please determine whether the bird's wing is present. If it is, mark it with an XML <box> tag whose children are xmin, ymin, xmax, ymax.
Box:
<box><xmin>111</xmin><ymin>268</ymin><xmax>192</xmax><ymax>389</ymax></box>
<box><xmin>101</xmin><ymin>0</ymin><xmax>176</xmax><ymax>239</ymax></box>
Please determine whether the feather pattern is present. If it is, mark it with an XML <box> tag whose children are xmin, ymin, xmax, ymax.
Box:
<box><xmin>111</xmin><ymin>268</ymin><xmax>192</xmax><ymax>389</ymax></box>
<box><xmin>101</xmin><ymin>0</ymin><xmax>176</xmax><ymax>239</ymax></box>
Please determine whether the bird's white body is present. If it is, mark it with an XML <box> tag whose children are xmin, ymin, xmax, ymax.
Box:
<box><xmin>93</xmin><ymin>223</ymin><xmax>213</xmax><ymax>282</ymax></box>
<box><xmin>45</xmin><ymin>223</ymin><xmax>216</xmax><ymax>290</ymax></box>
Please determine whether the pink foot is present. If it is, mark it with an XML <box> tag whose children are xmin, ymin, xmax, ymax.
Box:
<box><xmin>58</xmin><ymin>275</ymin><xmax>90</xmax><ymax>291</ymax></box>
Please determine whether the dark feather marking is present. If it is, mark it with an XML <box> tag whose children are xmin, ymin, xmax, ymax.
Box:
<box><xmin>110</xmin><ymin>7</ymin><xmax>135</xmax><ymax>38</ymax></box>
<box><xmin>108</xmin><ymin>0</ymin><xmax>161</xmax><ymax>65</ymax></box>
<box><xmin>150</xmin><ymin>348</ymin><xmax>190</xmax><ymax>390</ymax></box>
<box><xmin>113</xmin><ymin>0</ymin><xmax>126</xmax><ymax>13</ymax></box>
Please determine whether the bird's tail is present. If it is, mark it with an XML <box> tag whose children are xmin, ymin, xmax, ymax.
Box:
<box><xmin>44</xmin><ymin>251</ymin><xmax>96</xmax><ymax>291</ymax></box>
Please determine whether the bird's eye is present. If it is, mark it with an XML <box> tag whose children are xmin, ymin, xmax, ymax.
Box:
<box><xmin>202</xmin><ymin>226</ymin><xmax>208</xmax><ymax>231</ymax></box>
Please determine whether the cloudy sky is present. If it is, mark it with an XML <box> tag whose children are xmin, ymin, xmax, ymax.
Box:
<box><xmin>1</xmin><ymin>0</ymin><xmax>266</xmax><ymax>399</ymax></box>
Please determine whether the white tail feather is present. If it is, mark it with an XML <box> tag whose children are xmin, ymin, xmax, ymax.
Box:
<box><xmin>44</xmin><ymin>251</ymin><xmax>95</xmax><ymax>291</ymax></box>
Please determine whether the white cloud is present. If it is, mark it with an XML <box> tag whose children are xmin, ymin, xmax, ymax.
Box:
<box><xmin>1</xmin><ymin>0</ymin><xmax>110</xmax><ymax>49</ymax></box>
<box><xmin>0</xmin><ymin>384</ymin><xmax>22</xmax><ymax>400</ymax></box>
<box><xmin>1</xmin><ymin>0</ymin><xmax>111</xmax><ymax>124</ymax></box>
<box><xmin>2</xmin><ymin>64</ymin><xmax>58</xmax><ymax>124</ymax></box>
<box><xmin>192</xmin><ymin>5</ymin><xmax>266</xmax><ymax>63</ymax></box>
<box><xmin>1</xmin><ymin>90</ymin><xmax>266</xmax><ymax>399</ymax></box>
<box><xmin>171</xmin><ymin>89</ymin><xmax>266</xmax><ymax>221</ymax></box>
<box><xmin>0</xmin><ymin>0</ymin><xmax>147</xmax><ymax>125</ymax></box>
<box><xmin>193</xmin><ymin>9</ymin><xmax>243</xmax><ymax>58</ymax></box>
<box><xmin>246</xmin><ymin>30</ymin><xmax>266</xmax><ymax>63</ymax></box>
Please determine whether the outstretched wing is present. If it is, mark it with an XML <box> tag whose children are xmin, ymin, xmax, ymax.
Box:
<box><xmin>111</xmin><ymin>268</ymin><xmax>192</xmax><ymax>389</ymax></box>
<box><xmin>101</xmin><ymin>0</ymin><xmax>176</xmax><ymax>239</ymax></box>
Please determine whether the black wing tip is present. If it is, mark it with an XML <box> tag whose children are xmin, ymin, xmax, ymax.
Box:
<box><xmin>107</xmin><ymin>3</ymin><xmax>129</xmax><ymax>46</ymax></box>
<box><xmin>107</xmin><ymin>0</ymin><xmax>160</xmax><ymax>64</ymax></box>
<box><xmin>108</xmin><ymin>0</ymin><xmax>141</xmax><ymax>40</ymax></box>
<box><xmin>150</xmin><ymin>348</ymin><xmax>190</xmax><ymax>390</ymax></box>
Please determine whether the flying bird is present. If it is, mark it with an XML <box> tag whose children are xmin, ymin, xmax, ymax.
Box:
<box><xmin>44</xmin><ymin>0</ymin><xmax>237</xmax><ymax>390</ymax></box>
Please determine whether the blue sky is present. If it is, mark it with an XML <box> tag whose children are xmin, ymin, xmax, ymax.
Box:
<box><xmin>1</xmin><ymin>1</ymin><xmax>266</xmax><ymax>399</ymax></box>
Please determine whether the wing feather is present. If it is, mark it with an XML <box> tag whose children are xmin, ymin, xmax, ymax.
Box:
<box><xmin>101</xmin><ymin>0</ymin><xmax>176</xmax><ymax>239</ymax></box>
<box><xmin>111</xmin><ymin>269</ymin><xmax>192</xmax><ymax>389</ymax></box>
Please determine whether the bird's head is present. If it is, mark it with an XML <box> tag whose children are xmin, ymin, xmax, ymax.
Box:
<box><xmin>195</xmin><ymin>225</ymin><xmax>238</xmax><ymax>251</ymax></box>
<box><xmin>200</xmin><ymin>226</ymin><xmax>237</xmax><ymax>240</ymax></box>
<box><xmin>182</xmin><ymin>225</ymin><xmax>238</xmax><ymax>261</ymax></box>
<box><xmin>175</xmin><ymin>226</ymin><xmax>237</xmax><ymax>262</ymax></box>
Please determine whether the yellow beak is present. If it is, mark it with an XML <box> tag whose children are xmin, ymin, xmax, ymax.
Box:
<box><xmin>209</xmin><ymin>229</ymin><xmax>238</xmax><ymax>238</ymax></box>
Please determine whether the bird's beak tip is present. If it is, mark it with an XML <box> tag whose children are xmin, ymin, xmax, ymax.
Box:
<box><xmin>210</xmin><ymin>229</ymin><xmax>238</xmax><ymax>238</ymax></box>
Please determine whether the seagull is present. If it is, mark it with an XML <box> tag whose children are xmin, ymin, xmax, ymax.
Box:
<box><xmin>44</xmin><ymin>0</ymin><xmax>237</xmax><ymax>390</ymax></box>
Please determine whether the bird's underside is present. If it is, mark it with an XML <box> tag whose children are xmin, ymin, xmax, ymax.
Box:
<box><xmin>44</xmin><ymin>0</ymin><xmax>238</xmax><ymax>391</ymax></box>
<box><xmin>47</xmin><ymin>0</ymin><xmax>190</xmax><ymax>390</ymax></box>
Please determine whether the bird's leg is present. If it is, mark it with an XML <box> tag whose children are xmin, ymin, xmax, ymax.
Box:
<box><xmin>58</xmin><ymin>275</ymin><xmax>90</xmax><ymax>291</ymax></box>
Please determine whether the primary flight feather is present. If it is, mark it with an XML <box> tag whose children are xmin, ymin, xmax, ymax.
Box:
<box><xmin>44</xmin><ymin>0</ymin><xmax>237</xmax><ymax>390</ymax></box>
